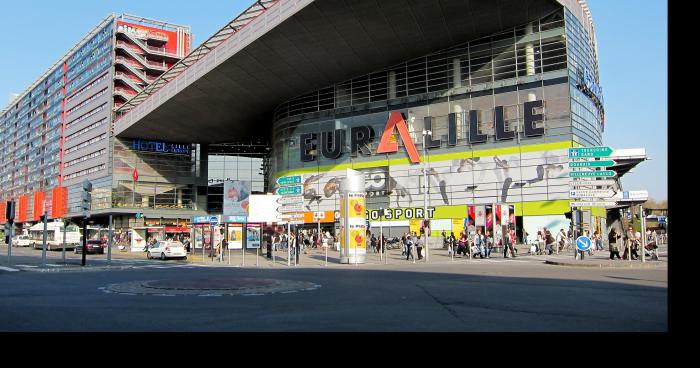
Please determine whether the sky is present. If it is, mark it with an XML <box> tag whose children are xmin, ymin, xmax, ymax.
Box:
<box><xmin>0</xmin><ymin>1</ymin><xmax>667</xmax><ymax>200</ymax></box>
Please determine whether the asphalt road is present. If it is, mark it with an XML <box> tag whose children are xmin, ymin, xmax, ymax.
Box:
<box><xmin>0</xmin><ymin>251</ymin><xmax>667</xmax><ymax>331</ymax></box>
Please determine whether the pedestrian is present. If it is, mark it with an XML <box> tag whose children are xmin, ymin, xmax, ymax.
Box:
<box><xmin>623</xmin><ymin>225</ymin><xmax>635</xmax><ymax>260</ymax></box>
<box><xmin>371</xmin><ymin>233</ymin><xmax>377</xmax><ymax>254</ymax></box>
<box><xmin>405</xmin><ymin>234</ymin><xmax>414</xmax><ymax>261</ymax></box>
<box><xmin>474</xmin><ymin>228</ymin><xmax>484</xmax><ymax>258</ymax></box>
<box><xmin>401</xmin><ymin>233</ymin><xmax>408</xmax><ymax>256</ymax></box>
<box><xmin>504</xmin><ymin>226</ymin><xmax>516</xmax><ymax>258</ymax></box>
<box><xmin>484</xmin><ymin>230</ymin><xmax>493</xmax><ymax>258</ymax></box>
<box><xmin>416</xmin><ymin>234</ymin><xmax>424</xmax><ymax>260</ymax></box>
<box><xmin>608</xmin><ymin>228</ymin><xmax>621</xmax><ymax>260</ymax></box>
<box><xmin>449</xmin><ymin>232</ymin><xmax>456</xmax><ymax>257</ymax></box>
<box><xmin>545</xmin><ymin>228</ymin><xmax>556</xmax><ymax>255</ymax></box>
<box><xmin>537</xmin><ymin>230</ymin><xmax>544</xmax><ymax>254</ymax></box>
<box><xmin>557</xmin><ymin>229</ymin><xmax>566</xmax><ymax>252</ymax></box>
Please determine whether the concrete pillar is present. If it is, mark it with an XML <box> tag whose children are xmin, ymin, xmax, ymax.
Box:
<box><xmin>388</xmin><ymin>71</ymin><xmax>397</xmax><ymax>99</ymax></box>
<box><xmin>452</xmin><ymin>58</ymin><xmax>462</xmax><ymax>88</ymax></box>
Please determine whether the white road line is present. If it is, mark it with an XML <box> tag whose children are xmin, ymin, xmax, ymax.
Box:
<box><xmin>0</xmin><ymin>266</ymin><xmax>20</xmax><ymax>272</ymax></box>
<box><xmin>121</xmin><ymin>293</ymin><xmax>137</xmax><ymax>296</ymax></box>
<box><xmin>199</xmin><ymin>294</ymin><xmax>222</xmax><ymax>297</ymax></box>
<box><xmin>281</xmin><ymin>291</ymin><xmax>297</xmax><ymax>294</ymax></box>
<box><xmin>154</xmin><ymin>294</ymin><xmax>176</xmax><ymax>297</ymax></box>
<box><xmin>15</xmin><ymin>264</ymin><xmax>37</xmax><ymax>268</ymax></box>
<box><xmin>243</xmin><ymin>293</ymin><xmax>264</xmax><ymax>296</ymax></box>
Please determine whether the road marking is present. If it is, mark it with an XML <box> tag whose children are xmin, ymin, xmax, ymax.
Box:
<box><xmin>46</xmin><ymin>264</ymin><xmax>63</xmax><ymax>267</ymax></box>
<box><xmin>154</xmin><ymin>294</ymin><xmax>176</xmax><ymax>297</ymax></box>
<box><xmin>199</xmin><ymin>294</ymin><xmax>222</xmax><ymax>297</ymax></box>
<box><xmin>281</xmin><ymin>291</ymin><xmax>297</xmax><ymax>294</ymax></box>
<box><xmin>15</xmin><ymin>264</ymin><xmax>37</xmax><ymax>268</ymax></box>
<box><xmin>121</xmin><ymin>293</ymin><xmax>137</xmax><ymax>296</ymax></box>
<box><xmin>0</xmin><ymin>266</ymin><xmax>20</xmax><ymax>272</ymax></box>
<box><xmin>243</xmin><ymin>293</ymin><xmax>264</xmax><ymax>296</ymax></box>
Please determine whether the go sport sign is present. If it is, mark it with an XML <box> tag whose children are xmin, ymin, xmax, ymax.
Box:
<box><xmin>366</xmin><ymin>207</ymin><xmax>436</xmax><ymax>220</ymax></box>
<box><xmin>299</xmin><ymin>100</ymin><xmax>546</xmax><ymax>164</ymax></box>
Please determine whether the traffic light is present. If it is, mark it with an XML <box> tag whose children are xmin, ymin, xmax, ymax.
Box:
<box><xmin>81</xmin><ymin>180</ymin><xmax>92</xmax><ymax>219</ymax></box>
<box><xmin>6</xmin><ymin>200</ymin><xmax>15</xmax><ymax>221</ymax></box>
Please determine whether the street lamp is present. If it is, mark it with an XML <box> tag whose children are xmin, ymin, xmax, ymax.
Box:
<box><xmin>422</xmin><ymin>129</ymin><xmax>432</xmax><ymax>263</ymax></box>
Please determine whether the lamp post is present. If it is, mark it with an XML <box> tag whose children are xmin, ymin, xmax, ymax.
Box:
<box><xmin>422</xmin><ymin>129</ymin><xmax>432</xmax><ymax>263</ymax></box>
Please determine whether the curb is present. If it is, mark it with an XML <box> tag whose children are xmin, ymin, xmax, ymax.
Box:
<box><xmin>544</xmin><ymin>260</ymin><xmax>663</xmax><ymax>268</ymax></box>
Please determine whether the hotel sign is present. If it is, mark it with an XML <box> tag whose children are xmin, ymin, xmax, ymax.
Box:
<box><xmin>132</xmin><ymin>139</ymin><xmax>191</xmax><ymax>155</ymax></box>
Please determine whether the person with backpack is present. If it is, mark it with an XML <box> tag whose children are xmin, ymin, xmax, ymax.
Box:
<box><xmin>484</xmin><ymin>230</ymin><xmax>493</xmax><ymax>258</ymax></box>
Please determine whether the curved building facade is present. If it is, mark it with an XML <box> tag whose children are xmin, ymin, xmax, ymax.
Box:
<box><xmin>269</xmin><ymin>4</ymin><xmax>606</xmax><ymax>239</ymax></box>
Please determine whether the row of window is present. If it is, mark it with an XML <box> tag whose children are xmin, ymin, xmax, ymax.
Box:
<box><xmin>66</xmin><ymin>102</ymin><xmax>107</xmax><ymax>130</ymax></box>
<box><xmin>63</xmin><ymin>163</ymin><xmax>106</xmax><ymax>181</ymax></box>
<box><xmin>65</xmin><ymin>87</ymin><xmax>108</xmax><ymax>116</ymax></box>
<box><xmin>66</xmin><ymin>23</ymin><xmax>113</xmax><ymax>68</ymax></box>
<box><xmin>66</xmin><ymin>55</ymin><xmax>111</xmax><ymax>95</ymax></box>
<box><xmin>66</xmin><ymin>72</ymin><xmax>109</xmax><ymax>104</ymax></box>
<box><xmin>64</xmin><ymin>133</ymin><xmax>107</xmax><ymax>155</ymax></box>
<box><xmin>64</xmin><ymin>149</ymin><xmax>106</xmax><ymax>168</ymax></box>
<box><xmin>65</xmin><ymin>117</ymin><xmax>107</xmax><ymax>142</ymax></box>
<box><xmin>66</xmin><ymin>41</ymin><xmax>112</xmax><ymax>81</ymax></box>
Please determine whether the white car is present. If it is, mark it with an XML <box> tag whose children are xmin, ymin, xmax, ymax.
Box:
<box><xmin>12</xmin><ymin>235</ymin><xmax>32</xmax><ymax>247</ymax></box>
<box><xmin>147</xmin><ymin>241</ymin><xmax>187</xmax><ymax>260</ymax></box>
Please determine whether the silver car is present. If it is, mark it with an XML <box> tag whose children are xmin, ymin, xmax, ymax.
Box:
<box><xmin>147</xmin><ymin>241</ymin><xmax>188</xmax><ymax>260</ymax></box>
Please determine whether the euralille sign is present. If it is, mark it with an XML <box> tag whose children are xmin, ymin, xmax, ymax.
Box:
<box><xmin>132</xmin><ymin>139</ymin><xmax>191</xmax><ymax>155</ymax></box>
<box><xmin>299</xmin><ymin>100</ymin><xmax>545</xmax><ymax>164</ymax></box>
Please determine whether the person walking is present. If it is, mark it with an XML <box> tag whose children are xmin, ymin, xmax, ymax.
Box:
<box><xmin>484</xmin><ymin>230</ymin><xmax>493</xmax><ymax>258</ymax></box>
<box><xmin>414</xmin><ymin>232</ymin><xmax>423</xmax><ymax>260</ymax></box>
<box><xmin>474</xmin><ymin>228</ymin><xmax>484</xmax><ymax>259</ymax></box>
<box><xmin>401</xmin><ymin>233</ymin><xmax>408</xmax><ymax>256</ymax></box>
<box><xmin>623</xmin><ymin>225</ymin><xmax>635</xmax><ymax>260</ymax></box>
<box><xmin>545</xmin><ymin>228</ymin><xmax>556</xmax><ymax>255</ymax></box>
<box><xmin>405</xmin><ymin>234</ymin><xmax>414</xmax><ymax>261</ymax></box>
<box><xmin>608</xmin><ymin>228</ymin><xmax>622</xmax><ymax>260</ymax></box>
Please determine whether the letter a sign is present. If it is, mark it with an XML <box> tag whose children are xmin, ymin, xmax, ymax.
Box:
<box><xmin>376</xmin><ymin>112</ymin><xmax>421</xmax><ymax>164</ymax></box>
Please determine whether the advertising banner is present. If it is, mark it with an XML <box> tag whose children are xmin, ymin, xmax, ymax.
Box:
<box><xmin>246</xmin><ymin>224</ymin><xmax>261</xmax><ymax>248</ymax></box>
<box><xmin>501</xmin><ymin>204</ymin><xmax>509</xmax><ymax>227</ymax></box>
<box><xmin>348</xmin><ymin>193</ymin><xmax>366</xmax><ymax>218</ymax></box>
<box><xmin>495</xmin><ymin>204</ymin><xmax>502</xmax><ymax>226</ymax></box>
<box><xmin>452</xmin><ymin>218</ymin><xmax>464</xmax><ymax>235</ymax></box>
<box><xmin>509</xmin><ymin>205</ymin><xmax>516</xmax><ymax>224</ymax></box>
<box><xmin>247</xmin><ymin>194</ymin><xmax>280</xmax><ymax>223</ymax></box>
<box><xmin>227</xmin><ymin>225</ymin><xmax>243</xmax><ymax>249</ymax></box>
<box><xmin>475</xmin><ymin>205</ymin><xmax>486</xmax><ymax>227</ymax></box>
<box><xmin>348</xmin><ymin>224</ymin><xmax>366</xmax><ymax>251</ymax></box>
<box><xmin>223</xmin><ymin>180</ymin><xmax>251</xmax><ymax>217</ymax></box>
<box><xmin>409</xmin><ymin>219</ymin><xmax>421</xmax><ymax>234</ymax></box>
<box><xmin>485</xmin><ymin>205</ymin><xmax>493</xmax><ymax>231</ymax></box>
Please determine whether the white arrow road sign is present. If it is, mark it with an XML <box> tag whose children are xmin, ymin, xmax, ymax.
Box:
<box><xmin>569</xmin><ymin>179</ymin><xmax>617</xmax><ymax>187</ymax></box>
<box><xmin>277</xmin><ymin>213</ymin><xmax>304</xmax><ymax>219</ymax></box>
<box><xmin>569</xmin><ymin>201</ymin><xmax>617</xmax><ymax>207</ymax></box>
<box><xmin>278</xmin><ymin>205</ymin><xmax>305</xmax><ymax>213</ymax></box>
<box><xmin>569</xmin><ymin>189</ymin><xmax>616</xmax><ymax>198</ymax></box>
<box><xmin>277</xmin><ymin>195</ymin><xmax>304</xmax><ymax>205</ymax></box>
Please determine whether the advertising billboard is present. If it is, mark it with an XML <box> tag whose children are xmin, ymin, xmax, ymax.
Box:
<box><xmin>227</xmin><ymin>225</ymin><xmax>243</xmax><ymax>249</ymax></box>
<box><xmin>223</xmin><ymin>180</ymin><xmax>251</xmax><ymax>217</ymax></box>
<box><xmin>246</xmin><ymin>224</ymin><xmax>261</xmax><ymax>248</ymax></box>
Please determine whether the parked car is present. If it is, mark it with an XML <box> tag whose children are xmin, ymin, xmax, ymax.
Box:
<box><xmin>74</xmin><ymin>240</ymin><xmax>105</xmax><ymax>254</ymax></box>
<box><xmin>147</xmin><ymin>241</ymin><xmax>187</xmax><ymax>260</ymax></box>
<box><xmin>12</xmin><ymin>235</ymin><xmax>32</xmax><ymax>247</ymax></box>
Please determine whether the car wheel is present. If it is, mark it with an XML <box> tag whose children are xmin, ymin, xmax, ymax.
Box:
<box><xmin>183</xmin><ymin>256</ymin><xmax>187</xmax><ymax>260</ymax></box>
<box><xmin>147</xmin><ymin>252</ymin><xmax>151</xmax><ymax>259</ymax></box>
<box><xmin>161</xmin><ymin>253</ymin><xmax>166</xmax><ymax>260</ymax></box>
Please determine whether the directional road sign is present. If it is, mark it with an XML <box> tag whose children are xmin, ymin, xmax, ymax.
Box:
<box><xmin>278</xmin><ymin>204</ymin><xmax>305</xmax><ymax>213</ymax></box>
<box><xmin>277</xmin><ymin>175</ymin><xmax>302</xmax><ymax>186</ymax></box>
<box><xmin>569</xmin><ymin>170</ymin><xmax>616</xmax><ymax>178</ymax></box>
<box><xmin>276</xmin><ymin>185</ymin><xmax>303</xmax><ymax>196</ymax></box>
<box><xmin>568</xmin><ymin>146</ymin><xmax>613</xmax><ymax>158</ymax></box>
<box><xmin>569</xmin><ymin>201</ymin><xmax>617</xmax><ymax>207</ymax></box>
<box><xmin>569</xmin><ymin>189</ymin><xmax>616</xmax><ymax>198</ymax></box>
<box><xmin>569</xmin><ymin>179</ymin><xmax>617</xmax><ymax>187</ymax></box>
<box><xmin>576</xmin><ymin>236</ymin><xmax>592</xmax><ymax>251</ymax></box>
<box><xmin>277</xmin><ymin>195</ymin><xmax>304</xmax><ymax>205</ymax></box>
<box><xmin>278</xmin><ymin>213</ymin><xmax>304</xmax><ymax>220</ymax></box>
<box><xmin>568</xmin><ymin>160</ymin><xmax>617</xmax><ymax>168</ymax></box>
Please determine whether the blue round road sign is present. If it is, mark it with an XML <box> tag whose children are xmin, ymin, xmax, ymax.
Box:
<box><xmin>576</xmin><ymin>236</ymin><xmax>592</xmax><ymax>251</ymax></box>
<box><xmin>209</xmin><ymin>216</ymin><xmax>219</xmax><ymax>226</ymax></box>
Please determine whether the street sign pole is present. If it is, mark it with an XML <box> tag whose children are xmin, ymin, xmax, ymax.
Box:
<box><xmin>7</xmin><ymin>220</ymin><xmax>12</xmax><ymax>266</ymax></box>
<box><xmin>287</xmin><ymin>222</ymin><xmax>291</xmax><ymax>267</ymax></box>
<box><xmin>42</xmin><ymin>211</ymin><xmax>47</xmax><ymax>268</ymax></box>
<box><xmin>62</xmin><ymin>219</ymin><xmax>67</xmax><ymax>264</ymax></box>
<box><xmin>640</xmin><ymin>205</ymin><xmax>646</xmax><ymax>263</ymax></box>
<box><xmin>108</xmin><ymin>214</ymin><xmax>113</xmax><ymax>265</ymax></box>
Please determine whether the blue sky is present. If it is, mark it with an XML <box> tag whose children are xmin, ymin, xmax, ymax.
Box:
<box><xmin>0</xmin><ymin>1</ymin><xmax>667</xmax><ymax>200</ymax></box>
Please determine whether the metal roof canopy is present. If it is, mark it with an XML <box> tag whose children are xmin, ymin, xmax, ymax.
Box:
<box><xmin>113</xmin><ymin>0</ymin><xmax>570</xmax><ymax>144</ymax></box>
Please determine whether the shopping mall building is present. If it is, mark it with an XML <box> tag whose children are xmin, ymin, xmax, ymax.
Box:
<box><xmin>2</xmin><ymin>0</ymin><xmax>646</xmax><ymax>245</ymax></box>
